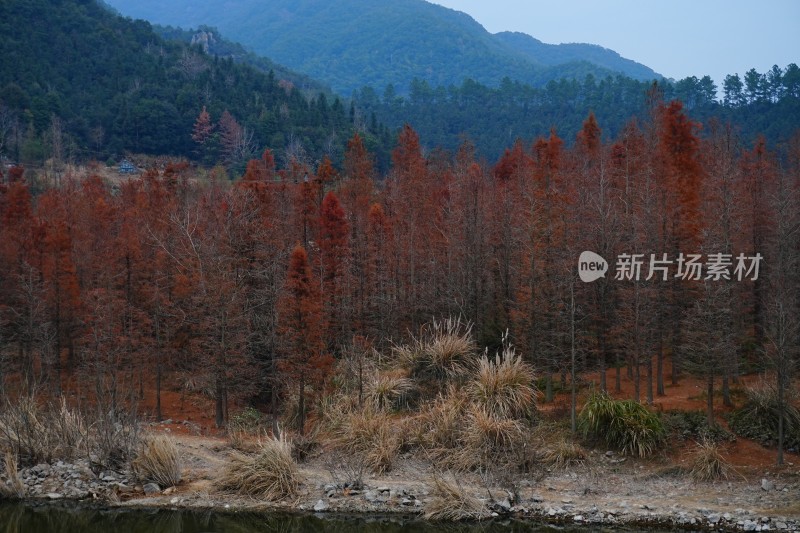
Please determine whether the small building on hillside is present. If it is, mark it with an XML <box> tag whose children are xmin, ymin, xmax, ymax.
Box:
<box><xmin>118</xmin><ymin>159</ymin><xmax>138</xmax><ymax>174</ymax></box>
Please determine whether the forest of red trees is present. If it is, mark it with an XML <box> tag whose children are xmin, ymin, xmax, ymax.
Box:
<box><xmin>0</xmin><ymin>98</ymin><xmax>797</xmax><ymax>436</ymax></box>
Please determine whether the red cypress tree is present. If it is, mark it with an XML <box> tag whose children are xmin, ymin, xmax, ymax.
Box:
<box><xmin>319</xmin><ymin>191</ymin><xmax>350</xmax><ymax>348</ymax></box>
<box><xmin>278</xmin><ymin>245</ymin><xmax>331</xmax><ymax>435</ymax></box>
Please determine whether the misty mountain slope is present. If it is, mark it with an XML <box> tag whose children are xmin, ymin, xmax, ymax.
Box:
<box><xmin>494</xmin><ymin>31</ymin><xmax>658</xmax><ymax>81</ymax></box>
<box><xmin>102</xmin><ymin>0</ymin><xmax>660</xmax><ymax>94</ymax></box>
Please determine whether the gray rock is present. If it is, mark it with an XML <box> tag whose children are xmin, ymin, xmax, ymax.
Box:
<box><xmin>496</xmin><ymin>498</ymin><xmax>512</xmax><ymax>511</ymax></box>
<box><xmin>143</xmin><ymin>483</ymin><xmax>161</xmax><ymax>495</ymax></box>
<box><xmin>762</xmin><ymin>479</ymin><xmax>775</xmax><ymax>491</ymax></box>
<box><xmin>401</xmin><ymin>498</ymin><xmax>414</xmax><ymax>506</ymax></box>
<box><xmin>776</xmin><ymin>522</ymin><xmax>788</xmax><ymax>530</ymax></box>
<box><xmin>46</xmin><ymin>493</ymin><xmax>63</xmax><ymax>500</ymax></box>
<box><xmin>313</xmin><ymin>499</ymin><xmax>329</xmax><ymax>512</ymax></box>
<box><xmin>744</xmin><ymin>520</ymin><xmax>758</xmax><ymax>531</ymax></box>
<box><xmin>708</xmin><ymin>513</ymin><xmax>721</xmax><ymax>524</ymax></box>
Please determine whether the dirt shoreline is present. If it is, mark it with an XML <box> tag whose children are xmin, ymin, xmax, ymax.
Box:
<box><xmin>9</xmin><ymin>431</ymin><xmax>800</xmax><ymax>532</ymax></box>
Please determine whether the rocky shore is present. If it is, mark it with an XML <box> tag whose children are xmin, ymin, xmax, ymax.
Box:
<box><xmin>8</xmin><ymin>435</ymin><xmax>800</xmax><ymax>532</ymax></box>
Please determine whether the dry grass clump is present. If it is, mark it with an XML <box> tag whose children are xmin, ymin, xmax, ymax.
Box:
<box><xmin>689</xmin><ymin>437</ymin><xmax>735</xmax><ymax>482</ymax></box>
<box><xmin>367</xmin><ymin>371</ymin><xmax>413</xmax><ymax>411</ymax></box>
<box><xmin>453</xmin><ymin>406</ymin><xmax>525</xmax><ymax>470</ymax></box>
<box><xmin>413</xmin><ymin>390</ymin><xmax>466</xmax><ymax>451</ymax></box>
<box><xmin>424</xmin><ymin>474</ymin><xmax>490</xmax><ymax>521</ymax></box>
<box><xmin>132</xmin><ymin>434</ymin><xmax>182</xmax><ymax>488</ymax></box>
<box><xmin>0</xmin><ymin>453</ymin><xmax>24</xmax><ymax>499</ymax></box>
<box><xmin>216</xmin><ymin>434</ymin><xmax>301</xmax><ymax>501</ymax></box>
<box><xmin>541</xmin><ymin>438</ymin><xmax>587</xmax><ymax>469</ymax></box>
<box><xmin>394</xmin><ymin>317</ymin><xmax>477</xmax><ymax>382</ymax></box>
<box><xmin>467</xmin><ymin>348</ymin><xmax>536</xmax><ymax>419</ymax></box>
<box><xmin>0</xmin><ymin>396</ymin><xmax>88</xmax><ymax>465</ymax></box>
<box><xmin>332</xmin><ymin>407</ymin><xmax>401</xmax><ymax>474</ymax></box>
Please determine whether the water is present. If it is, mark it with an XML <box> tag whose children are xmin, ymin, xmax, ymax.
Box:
<box><xmin>0</xmin><ymin>502</ymin><xmax>675</xmax><ymax>532</ymax></box>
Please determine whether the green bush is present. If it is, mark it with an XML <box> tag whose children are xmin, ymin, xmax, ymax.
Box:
<box><xmin>726</xmin><ymin>385</ymin><xmax>800</xmax><ymax>452</ymax></box>
<box><xmin>578</xmin><ymin>390</ymin><xmax>666</xmax><ymax>458</ymax></box>
<box><xmin>230</xmin><ymin>407</ymin><xmax>263</xmax><ymax>432</ymax></box>
<box><xmin>662</xmin><ymin>410</ymin><xmax>735</xmax><ymax>443</ymax></box>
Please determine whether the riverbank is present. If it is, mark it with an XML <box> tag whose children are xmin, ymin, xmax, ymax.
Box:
<box><xmin>8</xmin><ymin>430</ymin><xmax>799</xmax><ymax>532</ymax></box>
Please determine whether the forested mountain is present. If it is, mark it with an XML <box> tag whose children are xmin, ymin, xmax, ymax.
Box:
<box><xmin>153</xmin><ymin>25</ymin><xmax>330</xmax><ymax>96</ymax></box>
<box><xmin>101</xmin><ymin>0</ymin><xmax>661</xmax><ymax>95</ymax></box>
<box><xmin>0</xmin><ymin>0</ymin><xmax>390</xmax><ymax>168</ymax></box>
<box><xmin>354</xmin><ymin>66</ymin><xmax>800</xmax><ymax>160</ymax></box>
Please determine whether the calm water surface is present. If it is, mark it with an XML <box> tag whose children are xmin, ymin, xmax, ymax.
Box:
<box><xmin>0</xmin><ymin>502</ymin><xmax>682</xmax><ymax>532</ymax></box>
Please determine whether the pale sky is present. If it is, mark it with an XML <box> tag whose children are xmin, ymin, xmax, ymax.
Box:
<box><xmin>430</xmin><ymin>0</ymin><xmax>799</xmax><ymax>87</ymax></box>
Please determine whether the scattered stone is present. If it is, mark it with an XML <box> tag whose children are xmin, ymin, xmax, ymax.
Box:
<box><xmin>143</xmin><ymin>483</ymin><xmax>161</xmax><ymax>496</ymax></box>
<box><xmin>744</xmin><ymin>519</ymin><xmax>758</xmax><ymax>531</ymax></box>
<box><xmin>497</xmin><ymin>498</ymin><xmax>512</xmax><ymax>512</ymax></box>
<box><xmin>170</xmin><ymin>497</ymin><xmax>179</xmax><ymax>505</ymax></box>
<box><xmin>313</xmin><ymin>499</ymin><xmax>329</xmax><ymax>512</ymax></box>
<box><xmin>401</xmin><ymin>498</ymin><xmax>414</xmax><ymax>506</ymax></box>
<box><xmin>46</xmin><ymin>493</ymin><xmax>63</xmax><ymax>500</ymax></box>
<box><xmin>762</xmin><ymin>479</ymin><xmax>775</xmax><ymax>491</ymax></box>
<box><xmin>708</xmin><ymin>513</ymin><xmax>721</xmax><ymax>524</ymax></box>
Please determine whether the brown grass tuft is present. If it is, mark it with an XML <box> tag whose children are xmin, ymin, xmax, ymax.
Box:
<box><xmin>216</xmin><ymin>434</ymin><xmax>301</xmax><ymax>501</ymax></box>
<box><xmin>689</xmin><ymin>437</ymin><xmax>735</xmax><ymax>482</ymax></box>
<box><xmin>367</xmin><ymin>371</ymin><xmax>413</xmax><ymax>411</ymax></box>
<box><xmin>0</xmin><ymin>452</ymin><xmax>24</xmax><ymax>499</ymax></box>
<box><xmin>132</xmin><ymin>434</ymin><xmax>182</xmax><ymax>488</ymax></box>
<box><xmin>333</xmin><ymin>407</ymin><xmax>400</xmax><ymax>474</ymax></box>
<box><xmin>424</xmin><ymin>474</ymin><xmax>490</xmax><ymax>521</ymax></box>
<box><xmin>394</xmin><ymin>317</ymin><xmax>477</xmax><ymax>382</ymax></box>
<box><xmin>541</xmin><ymin>438</ymin><xmax>587</xmax><ymax>469</ymax></box>
<box><xmin>467</xmin><ymin>347</ymin><xmax>536</xmax><ymax>419</ymax></box>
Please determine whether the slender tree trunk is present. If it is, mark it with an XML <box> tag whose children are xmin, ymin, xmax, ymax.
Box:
<box><xmin>298</xmin><ymin>376</ymin><xmax>306</xmax><ymax>436</ymax></box>
<box><xmin>215</xmin><ymin>379</ymin><xmax>224</xmax><ymax>428</ymax></box>
<box><xmin>777</xmin><ymin>370</ymin><xmax>785</xmax><ymax>466</ymax></box>
<box><xmin>706</xmin><ymin>374</ymin><xmax>714</xmax><ymax>426</ymax></box>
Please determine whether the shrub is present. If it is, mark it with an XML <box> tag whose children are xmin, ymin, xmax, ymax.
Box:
<box><xmin>727</xmin><ymin>383</ymin><xmax>800</xmax><ymax>451</ymax></box>
<box><xmin>216</xmin><ymin>434</ymin><xmax>301</xmax><ymax>501</ymax></box>
<box><xmin>467</xmin><ymin>347</ymin><xmax>536</xmax><ymax>419</ymax></box>
<box><xmin>132</xmin><ymin>435</ymin><xmax>182</xmax><ymax>488</ymax></box>
<box><xmin>579</xmin><ymin>390</ymin><xmax>665</xmax><ymax>457</ymax></box>
<box><xmin>424</xmin><ymin>474</ymin><xmax>490</xmax><ymax>521</ymax></box>
<box><xmin>0</xmin><ymin>395</ymin><xmax>138</xmax><ymax>469</ymax></box>
<box><xmin>689</xmin><ymin>437</ymin><xmax>735</xmax><ymax>482</ymax></box>
<box><xmin>662</xmin><ymin>410</ymin><xmax>735</xmax><ymax>443</ymax></box>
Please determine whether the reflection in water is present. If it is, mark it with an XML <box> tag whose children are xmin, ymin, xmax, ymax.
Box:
<box><xmin>0</xmin><ymin>503</ymin><xmax>668</xmax><ymax>533</ymax></box>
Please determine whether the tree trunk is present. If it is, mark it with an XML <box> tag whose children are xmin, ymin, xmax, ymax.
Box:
<box><xmin>298</xmin><ymin>376</ymin><xmax>306</xmax><ymax>436</ymax></box>
<box><xmin>706</xmin><ymin>375</ymin><xmax>714</xmax><ymax>426</ymax></box>
<box><xmin>215</xmin><ymin>382</ymin><xmax>224</xmax><ymax>428</ymax></box>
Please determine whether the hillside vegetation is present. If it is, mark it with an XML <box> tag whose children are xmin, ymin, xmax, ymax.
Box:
<box><xmin>102</xmin><ymin>0</ymin><xmax>661</xmax><ymax>94</ymax></box>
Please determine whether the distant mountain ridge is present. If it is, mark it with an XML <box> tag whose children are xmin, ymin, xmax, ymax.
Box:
<box><xmin>102</xmin><ymin>0</ymin><xmax>661</xmax><ymax>94</ymax></box>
